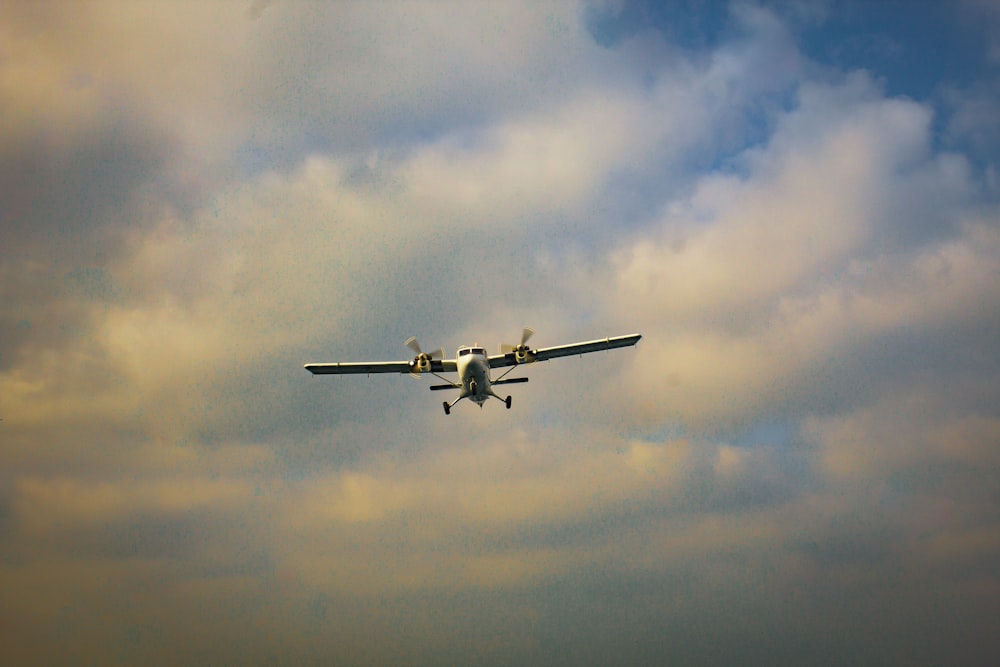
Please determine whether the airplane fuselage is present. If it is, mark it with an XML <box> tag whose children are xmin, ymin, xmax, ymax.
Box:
<box><xmin>455</xmin><ymin>346</ymin><xmax>496</xmax><ymax>406</ymax></box>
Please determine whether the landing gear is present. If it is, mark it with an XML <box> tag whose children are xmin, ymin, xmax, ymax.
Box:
<box><xmin>443</xmin><ymin>392</ymin><xmax>510</xmax><ymax>414</ymax></box>
<box><xmin>444</xmin><ymin>394</ymin><xmax>467</xmax><ymax>415</ymax></box>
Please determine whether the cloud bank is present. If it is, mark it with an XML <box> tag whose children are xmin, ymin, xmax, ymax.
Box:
<box><xmin>2</xmin><ymin>1</ymin><xmax>999</xmax><ymax>665</ymax></box>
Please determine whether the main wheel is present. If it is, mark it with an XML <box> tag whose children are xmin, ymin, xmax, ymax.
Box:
<box><xmin>505</xmin><ymin>395</ymin><xmax>512</xmax><ymax>409</ymax></box>
<box><xmin>443</xmin><ymin>401</ymin><xmax>451</xmax><ymax>415</ymax></box>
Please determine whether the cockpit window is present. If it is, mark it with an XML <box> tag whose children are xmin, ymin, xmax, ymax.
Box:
<box><xmin>472</xmin><ymin>348</ymin><xmax>485</xmax><ymax>356</ymax></box>
<box><xmin>459</xmin><ymin>349</ymin><xmax>471</xmax><ymax>356</ymax></box>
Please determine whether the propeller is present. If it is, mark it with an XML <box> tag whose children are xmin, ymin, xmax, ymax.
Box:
<box><xmin>500</xmin><ymin>327</ymin><xmax>535</xmax><ymax>363</ymax></box>
<box><xmin>405</xmin><ymin>336</ymin><xmax>442</xmax><ymax>374</ymax></box>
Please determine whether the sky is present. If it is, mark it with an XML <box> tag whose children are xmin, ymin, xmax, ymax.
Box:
<box><xmin>2</xmin><ymin>0</ymin><xmax>999</xmax><ymax>664</ymax></box>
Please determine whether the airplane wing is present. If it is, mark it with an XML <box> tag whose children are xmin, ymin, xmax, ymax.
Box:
<box><xmin>305</xmin><ymin>359</ymin><xmax>458</xmax><ymax>375</ymax></box>
<box><xmin>488</xmin><ymin>333</ymin><xmax>642</xmax><ymax>369</ymax></box>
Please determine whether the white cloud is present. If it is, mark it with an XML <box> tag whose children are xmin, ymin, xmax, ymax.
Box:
<box><xmin>596</xmin><ymin>73</ymin><xmax>999</xmax><ymax>430</ymax></box>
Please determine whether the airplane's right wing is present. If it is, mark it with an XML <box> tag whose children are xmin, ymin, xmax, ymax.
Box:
<box><xmin>304</xmin><ymin>359</ymin><xmax>457</xmax><ymax>375</ymax></box>
<box><xmin>304</xmin><ymin>361</ymin><xmax>412</xmax><ymax>375</ymax></box>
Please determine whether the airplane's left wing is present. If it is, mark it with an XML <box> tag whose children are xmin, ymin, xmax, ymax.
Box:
<box><xmin>488</xmin><ymin>333</ymin><xmax>641</xmax><ymax>368</ymax></box>
<box><xmin>305</xmin><ymin>359</ymin><xmax>459</xmax><ymax>375</ymax></box>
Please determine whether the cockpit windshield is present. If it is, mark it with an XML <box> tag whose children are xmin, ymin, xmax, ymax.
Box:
<box><xmin>458</xmin><ymin>348</ymin><xmax>486</xmax><ymax>357</ymax></box>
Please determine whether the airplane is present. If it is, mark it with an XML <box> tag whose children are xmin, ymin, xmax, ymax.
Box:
<box><xmin>304</xmin><ymin>328</ymin><xmax>642</xmax><ymax>414</ymax></box>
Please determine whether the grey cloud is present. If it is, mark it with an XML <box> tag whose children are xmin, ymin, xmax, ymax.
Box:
<box><xmin>219</xmin><ymin>1</ymin><xmax>605</xmax><ymax>162</ymax></box>
<box><xmin>0</xmin><ymin>107</ymin><xmax>180</xmax><ymax>249</ymax></box>
<box><xmin>0</xmin><ymin>82</ymin><xmax>201</xmax><ymax>379</ymax></box>
<box><xmin>244</xmin><ymin>0</ymin><xmax>271</xmax><ymax>22</ymax></box>
<box><xmin>942</xmin><ymin>81</ymin><xmax>1000</xmax><ymax>167</ymax></box>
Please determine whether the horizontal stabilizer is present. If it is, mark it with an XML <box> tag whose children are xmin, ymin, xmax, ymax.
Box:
<box><xmin>492</xmin><ymin>377</ymin><xmax>529</xmax><ymax>385</ymax></box>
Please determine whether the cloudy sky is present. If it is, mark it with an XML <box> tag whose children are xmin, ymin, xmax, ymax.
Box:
<box><xmin>2</xmin><ymin>1</ymin><xmax>1000</xmax><ymax>664</ymax></box>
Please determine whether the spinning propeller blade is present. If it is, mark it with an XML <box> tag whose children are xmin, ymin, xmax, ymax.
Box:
<box><xmin>500</xmin><ymin>327</ymin><xmax>536</xmax><ymax>360</ymax></box>
<box><xmin>405</xmin><ymin>337</ymin><xmax>442</xmax><ymax>359</ymax></box>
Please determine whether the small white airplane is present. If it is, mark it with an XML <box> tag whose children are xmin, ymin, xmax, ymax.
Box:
<box><xmin>304</xmin><ymin>328</ymin><xmax>641</xmax><ymax>414</ymax></box>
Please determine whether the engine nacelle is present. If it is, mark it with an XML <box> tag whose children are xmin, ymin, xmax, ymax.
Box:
<box><xmin>500</xmin><ymin>329</ymin><xmax>536</xmax><ymax>364</ymax></box>
<box><xmin>405</xmin><ymin>337</ymin><xmax>443</xmax><ymax>375</ymax></box>
<box><xmin>510</xmin><ymin>345</ymin><xmax>535</xmax><ymax>364</ymax></box>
